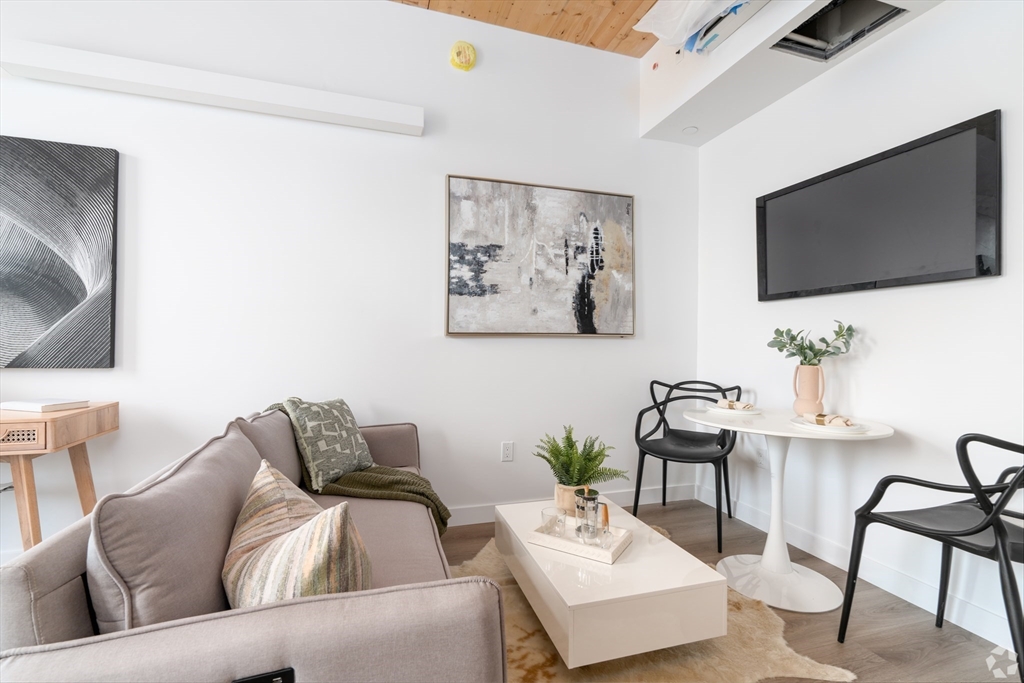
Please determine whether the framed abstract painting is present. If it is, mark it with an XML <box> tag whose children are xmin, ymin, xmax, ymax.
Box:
<box><xmin>446</xmin><ymin>175</ymin><xmax>634</xmax><ymax>337</ymax></box>
<box><xmin>0</xmin><ymin>136</ymin><xmax>119</xmax><ymax>368</ymax></box>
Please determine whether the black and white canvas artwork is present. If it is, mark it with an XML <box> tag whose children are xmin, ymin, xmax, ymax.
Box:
<box><xmin>0</xmin><ymin>136</ymin><xmax>118</xmax><ymax>368</ymax></box>
<box><xmin>447</xmin><ymin>176</ymin><xmax>634</xmax><ymax>336</ymax></box>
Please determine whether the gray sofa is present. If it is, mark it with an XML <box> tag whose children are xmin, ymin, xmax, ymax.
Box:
<box><xmin>0</xmin><ymin>410</ymin><xmax>506</xmax><ymax>682</ymax></box>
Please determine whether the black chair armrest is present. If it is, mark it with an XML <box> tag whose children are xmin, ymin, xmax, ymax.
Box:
<box><xmin>635</xmin><ymin>403</ymin><xmax>666</xmax><ymax>444</ymax></box>
<box><xmin>956</xmin><ymin>433</ymin><xmax>1024</xmax><ymax>514</ymax></box>
<box><xmin>639</xmin><ymin>381</ymin><xmax>743</xmax><ymax>449</ymax></box>
<box><xmin>636</xmin><ymin>394</ymin><xmax>736</xmax><ymax>445</ymax></box>
<box><xmin>856</xmin><ymin>475</ymin><xmax>991</xmax><ymax>516</ymax></box>
<box><xmin>858</xmin><ymin>472</ymin><xmax>1024</xmax><ymax>538</ymax></box>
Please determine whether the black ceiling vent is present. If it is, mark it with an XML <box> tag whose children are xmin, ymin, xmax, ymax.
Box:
<box><xmin>773</xmin><ymin>0</ymin><xmax>907</xmax><ymax>62</ymax></box>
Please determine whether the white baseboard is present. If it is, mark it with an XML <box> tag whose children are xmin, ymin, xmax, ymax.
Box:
<box><xmin>447</xmin><ymin>483</ymin><xmax>697</xmax><ymax>527</ymax></box>
<box><xmin>693</xmin><ymin>484</ymin><xmax>1017</xmax><ymax>653</ymax></box>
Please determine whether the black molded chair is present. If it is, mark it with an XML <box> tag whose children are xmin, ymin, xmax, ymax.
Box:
<box><xmin>633</xmin><ymin>380</ymin><xmax>741</xmax><ymax>553</ymax></box>
<box><xmin>838</xmin><ymin>433</ymin><xmax>1023</xmax><ymax>675</ymax></box>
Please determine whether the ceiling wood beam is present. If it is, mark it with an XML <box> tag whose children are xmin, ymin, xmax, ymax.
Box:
<box><xmin>603</xmin><ymin>0</ymin><xmax>658</xmax><ymax>57</ymax></box>
<box><xmin>395</xmin><ymin>0</ymin><xmax>657</xmax><ymax>58</ymax></box>
<box><xmin>589</xmin><ymin>0</ymin><xmax>649</xmax><ymax>51</ymax></box>
<box><xmin>548</xmin><ymin>0</ymin><xmax>613</xmax><ymax>45</ymax></box>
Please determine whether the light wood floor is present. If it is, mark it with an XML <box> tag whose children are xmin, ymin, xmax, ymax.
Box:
<box><xmin>441</xmin><ymin>499</ymin><xmax>1008</xmax><ymax>683</ymax></box>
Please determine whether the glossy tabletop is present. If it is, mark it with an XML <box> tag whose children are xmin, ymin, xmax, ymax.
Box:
<box><xmin>495</xmin><ymin>498</ymin><xmax>723</xmax><ymax>608</ymax></box>
<box><xmin>683</xmin><ymin>408</ymin><xmax>894</xmax><ymax>440</ymax></box>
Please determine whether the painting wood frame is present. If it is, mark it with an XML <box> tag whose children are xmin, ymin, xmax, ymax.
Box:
<box><xmin>446</xmin><ymin>175</ymin><xmax>635</xmax><ymax>338</ymax></box>
<box><xmin>0</xmin><ymin>136</ymin><xmax>119</xmax><ymax>368</ymax></box>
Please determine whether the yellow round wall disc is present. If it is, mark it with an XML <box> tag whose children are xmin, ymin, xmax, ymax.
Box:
<box><xmin>450</xmin><ymin>41</ymin><xmax>476</xmax><ymax>71</ymax></box>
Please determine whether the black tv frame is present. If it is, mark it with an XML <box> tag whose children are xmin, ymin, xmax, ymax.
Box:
<box><xmin>756</xmin><ymin>110</ymin><xmax>1001</xmax><ymax>301</ymax></box>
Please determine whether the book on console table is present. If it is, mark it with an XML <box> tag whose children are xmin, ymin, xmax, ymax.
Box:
<box><xmin>0</xmin><ymin>399</ymin><xmax>90</xmax><ymax>413</ymax></box>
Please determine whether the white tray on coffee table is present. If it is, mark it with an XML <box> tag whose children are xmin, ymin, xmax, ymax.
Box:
<box><xmin>495</xmin><ymin>498</ymin><xmax>726</xmax><ymax>669</ymax></box>
<box><xmin>528</xmin><ymin>524</ymin><xmax>633</xmax><ymax>564</ymax></box>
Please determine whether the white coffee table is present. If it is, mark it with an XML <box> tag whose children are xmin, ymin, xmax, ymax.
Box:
<box><xmin>495</xmin><ymin>497</ymin><xmax>727</xmax><ymax>669</ymax></box>
<box><xmin>683</xmin><ymin>408</ymin><xmax>894</xmax><ymax>613</ymax></box>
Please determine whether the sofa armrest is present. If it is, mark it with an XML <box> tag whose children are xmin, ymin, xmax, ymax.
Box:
<box><xmin>1</xmin><ymin>577</ymin><xmax>505</xmax><ymax>683</ymax></box>
<box><xmin>0</xmin><ymin>516</ymin><xmax>94</xmax><ymax>650</ymax></box>
<box><xmin>361</xmin><ymin>423</ymin><xmax>420</xmax><ymax>470</ymax></box>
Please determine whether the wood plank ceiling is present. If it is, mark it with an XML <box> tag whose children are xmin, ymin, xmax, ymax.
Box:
<box><xmin>395</xmin><ymin>0</ymin><xmax>659</xmax><ymax>58</ymax></box>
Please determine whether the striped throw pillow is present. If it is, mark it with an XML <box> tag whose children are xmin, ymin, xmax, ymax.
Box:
<box><xmin>223</xmin><ymin>460</ymin><xmax>372</xmax><ymax>608</ymax></box>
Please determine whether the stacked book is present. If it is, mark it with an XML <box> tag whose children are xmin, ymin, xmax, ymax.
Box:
<box><xmin>0</xmin><ymin>399</ymin><xmax>90</xmax><ymax>412</ymax></box>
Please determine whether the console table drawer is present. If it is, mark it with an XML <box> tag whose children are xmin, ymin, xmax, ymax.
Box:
<box><xmin>0</xmin><ymin>423</ymin><xmax>46</xmax><ymax>452</ymax></box>
<box><xmin>0</xmin><ymin>402</ymin><xmax>118</xmax><ymax>550</ymax></box>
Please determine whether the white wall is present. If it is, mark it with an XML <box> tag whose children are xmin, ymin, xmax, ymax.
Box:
<box><xmin>0</xmin><ymin>1</ymin><xmax>699</xmax><ymax>560</ymax></box>
<box><xmin>5</xmin><ymin>0</ymin><xmax>1018</xmax><ymax>655</ymax></box>
<box><xmin>696</xmin><ymin>0</ymin><xmax>1023</xmax><ymax>651</ymax></box>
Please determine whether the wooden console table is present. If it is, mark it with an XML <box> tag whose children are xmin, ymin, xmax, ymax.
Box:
<box><xmin>0</xmin><ymin>402</ymin><xmax>118</xmax><ymax>550</ymax></box>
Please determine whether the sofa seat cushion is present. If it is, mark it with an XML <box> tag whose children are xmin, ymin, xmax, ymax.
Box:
<box><xmin>305</xmin><ymin>494</ymin><xmax>450</xmax><ymax>588</ymax></box>
<box><xmin>223</xmin><ymin>461</ymin><xmax>371</xmax><ymax>608</ymax></box>
<box><xmin>86</xmin><ymin>423</ymin><xmax>262</xmax><ymax>633</ymax></box>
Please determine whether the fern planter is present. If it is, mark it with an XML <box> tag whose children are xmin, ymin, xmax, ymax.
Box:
<box><xmin>555</xmin><ymin>483</ymin><xmax>588</xmax><ymax>513</ymax></box>
<box><xmin>535</xmin><ymin>426</ymin><xmax>627</xmax><ymax>513</ymax></box>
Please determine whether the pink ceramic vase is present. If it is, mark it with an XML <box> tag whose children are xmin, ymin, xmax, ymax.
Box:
<box><xmin>793</xmin><ymin>364</ymin><xmax>825</xmax><ymax>415</ymax></box>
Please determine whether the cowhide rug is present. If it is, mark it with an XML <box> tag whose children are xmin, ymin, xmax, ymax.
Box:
<box><xmin>452</xmin><ymin>527</ymin><xmax>855</xmax><ymax>683</ymax></box>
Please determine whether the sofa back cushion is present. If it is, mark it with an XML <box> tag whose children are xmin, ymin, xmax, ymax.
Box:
<box><xmin>235</xmin><ymin>409</ymin><xmax>303</xmax><ymax>485</ymax></box>
<box><xmin>359</xmin><ymin>423</ymin><xmax>421</xmax><ymax>470</ymax></box>
<box><xmin>86</xmin><ymin>422</ymin><xmax>262</xmax><ymax>633</ymax></box>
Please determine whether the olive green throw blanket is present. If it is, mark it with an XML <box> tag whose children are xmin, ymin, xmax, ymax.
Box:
<box><xmin>319</xmin><ymin>465</ymin><xmax>451</xmax><ymax>536</ymax></box>
<box><xmin>268</xmin><ymin>401</ymin><xmax>451</xmax><ymax>534</ymax></box>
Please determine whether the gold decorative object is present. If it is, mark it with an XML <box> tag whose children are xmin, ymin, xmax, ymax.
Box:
<box><xmin>450</xmin><ymin>41</ymin><xmax>476</xmax><ymax>71</ymax></box>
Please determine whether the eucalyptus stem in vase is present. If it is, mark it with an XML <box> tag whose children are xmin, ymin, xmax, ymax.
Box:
<box><xmin>767</xmin><ymin>321</ymin><xmax>855</xmax><ymax>415</ymax></box>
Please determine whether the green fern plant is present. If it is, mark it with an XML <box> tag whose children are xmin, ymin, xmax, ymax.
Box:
<box><xmin>533</xmin><ymin>425</ymin><xmax>628</xmax><ymax>487</ymax></box>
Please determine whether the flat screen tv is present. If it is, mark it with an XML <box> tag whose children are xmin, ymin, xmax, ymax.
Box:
<box><xmin>757</xmin><ymin>110</ymin><xmax>1000</xmax><ymax>301</ymax></box>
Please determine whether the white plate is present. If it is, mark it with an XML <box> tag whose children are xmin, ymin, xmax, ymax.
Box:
<box><xmin>790</xmin><ymin>416</ymin><xmax>868</xmax><ymax>433</ymax></box>
<box><xmin>706</xmin><ymin>404</ymin><xmax>762</xmax><ymax>416</ymax></box>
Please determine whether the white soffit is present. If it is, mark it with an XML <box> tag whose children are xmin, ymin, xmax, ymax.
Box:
<box><xmin>640</xmin><ymin>0</ymin><xmax>943</xmax><ymax>147</ymax></box>
<box><xmin>0</xmin><ymin>41</ymin><xmax>425</xmax><ymax>137</ymax></box>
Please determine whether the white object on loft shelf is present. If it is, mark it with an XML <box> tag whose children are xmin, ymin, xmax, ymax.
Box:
<box><xmin>635</xmin><ymin>0</ymin><xmax>762</xmax><ymax>50</ymax></box>
<box><xmin>638</xmin><ymin>0</ymin><xmax>944</xmax><ymax>146</ymax></box>
<box><xmin>0</xmin><ymin>41</ymin><xmax>424</xmax><ymax>136</ymax></box>
<box><xmin>689</xmin><ymin>1</ymin><xmax>770</xmax><ymax>56</ymax></box>
<box><xmin>0</xmin><ymin>399</ymin><xmax>89</xmax><ymax>412</ymax></box>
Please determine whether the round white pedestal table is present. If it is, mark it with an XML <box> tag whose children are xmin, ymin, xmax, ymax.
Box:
<box><xmin>682</xmin><ymin>408</ymin><xmax>894</xmax><ymax>613</ymax></box>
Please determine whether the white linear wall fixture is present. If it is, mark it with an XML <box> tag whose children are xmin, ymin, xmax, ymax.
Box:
<box><xmin>0</xmin><ymin>41</ymin><xmax>424</xmax><ymax>136</ymax></box>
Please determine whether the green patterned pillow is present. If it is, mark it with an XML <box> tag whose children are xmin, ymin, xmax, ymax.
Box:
<box><xmin>276</xmin><ymin>397</ymin><xmax>374</xmax><ymax>493</ymax></box>
<box><xmin>222</xmin><ymin>460</ymin><xmax>372</xmax><ymax>609</ymax></box>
